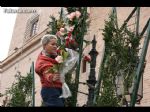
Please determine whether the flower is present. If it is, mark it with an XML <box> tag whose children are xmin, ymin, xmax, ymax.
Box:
<box><xmin>65</xmin><ymin>37</ymin><xmax>71</xmax><ymax>47</ymax></box>
<box><xmin>70</xmin><ymin>12</ymin><xmax>76</xmax><ymax>19</ymax></box>
<box><xmin>48</xmin><ymin>49</ymin><xmax>69</xmax><ymax>73</ymax></box>
<box><xmin>75</xmin><ymin>11</ymin><xmax>81</xmax><ymax>18</ymax></box>
<box><xmin>65</xmin><ymin>25</ymin><xmax>75</xmax><ymax>33</ymax></box>
<box><xmin>56</xmin><ymin>31</ymin><xmax>62</xmax><ymax>37</ymax></box>
<box><xmin>60</xmin><ymin>28</ymin><xmax>65</xmax><ymax>32</ymax></box>
<box><xmin>68</xmin><ymin>26</ymin><xmax>75</xmax><ymax>32</ymax></box>
<box><xmin>66</xmin><ymin>14</ymin><xmax>70</xmax><ymax>18</ymax></box>
<box><xmin>70</xmin><ymin>39</ymin><xmax>75</xmax><ymax>44</ymax></box>
<box><xmin>84</xmin><ymin>55</ymin><xmax>91</xmax><ymax>63</ymax></box>
<box><xmin>67</xmin><ymin>15</ymin><xmax>73</xmax><ymax>21</ymax></box>
<box><xmin>55</xmin><ymin>56</ymin><xmax>63</xmax><ymax>63</ymax></box>
<box><xmin>53</xmin><ymin>8</ymin><xmax>90</xmax><ymax>51</ymax></box>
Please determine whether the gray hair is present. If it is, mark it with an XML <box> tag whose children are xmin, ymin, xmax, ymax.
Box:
<box><xmin>41</xmin><ymin>34</ymin><xmax>57</xmax><ymax>46</ymax></box>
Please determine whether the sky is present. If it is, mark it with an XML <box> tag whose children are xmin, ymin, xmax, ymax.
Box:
<box><xmin>0</xmin><ymin>7</ymin><xmax>18</xmax><ymax>61</ymax></box>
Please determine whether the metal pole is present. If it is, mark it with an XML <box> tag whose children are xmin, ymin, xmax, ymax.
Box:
<box><xmin>130</xmin><ymin>21</ymin><xmax>150</xmax><ymax>107</ymax></box>
<box><xmin>86</xmin><ymin>35</ymin><xmax>98</xmax><ymax>106</ymax></box>
<box><xmin>74</xmin><ymin>7</ymin><xmax>87</xmax><ymax>106</ymax></box>
<box><xmin>135</xmin><ymin>7</ymin><xmax>140</xmax><ymax>37</ymax></box>
<box><xmin>31</xmin><ymin>61</ymin><xmax>35</xmax><ymax>107</ymax></box>
<box><xmin>140</xmin><ymin>18</ymin><xmax>150</xmax><ymax>37</ymax></box>
<box><xmin>112</xmin><ymin>7</ymin><xmax>119</xmax><ymax>30</ymax></box>
<box><xmin>120</xmin><ymin>7</ymin><xmax>137</xmax><ymax>30</ymax></box>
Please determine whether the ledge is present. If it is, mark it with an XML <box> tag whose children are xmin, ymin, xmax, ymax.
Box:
<box><xmin>0</xmin><ymin>28</ymin><xmax>48</xmax><ymax>70</ymax></box>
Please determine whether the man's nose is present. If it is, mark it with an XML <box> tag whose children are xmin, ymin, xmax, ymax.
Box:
<box><xmin>54</xmin><ymin>45</ymin><xmax>57</xmax><ymax>48</ymax></box>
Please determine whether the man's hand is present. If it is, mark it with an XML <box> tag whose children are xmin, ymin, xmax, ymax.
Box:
<box><xmin>52</xmin><ymin>73</ymin><xmax>61</xmax><ymax>81</ymax></box>
<box><xmin>44</xmin><ymin>71</ymin><xmax>61</xmax><ymax>82</ymax></box>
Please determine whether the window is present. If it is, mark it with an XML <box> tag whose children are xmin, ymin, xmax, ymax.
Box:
<box><xmin>24</xmin><ymin>14</ymin><xmax>39</xmax><ymax>40</ymax></box>
<box><xmin>30</xmin><ymin>20</ymin><xmax>38</xmax><ymax>37</ymax></box>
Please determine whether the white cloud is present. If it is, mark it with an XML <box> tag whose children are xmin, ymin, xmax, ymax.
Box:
<box><xmin>0</xmin><ymin>7</ymin><xmax>18</xmax><ymax>61</ymax></box>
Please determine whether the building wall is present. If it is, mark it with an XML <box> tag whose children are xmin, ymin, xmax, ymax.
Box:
<box><xmin>8</xmin><ymin>7</ymin><xmax>61</xmax><ymax>56</ymax></box>
<box><xmin>0</xmin><ymin>7</ymin><xmax>150</xmax><ymax>106</ymax></box>
<box><xmin>138</xmin><ymin>7</ymin><xmax>150</xmax><ymax>106</ymax></box>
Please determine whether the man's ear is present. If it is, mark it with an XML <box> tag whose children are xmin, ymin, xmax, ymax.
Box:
<box><xmin>43</xmin><ymin>45</ymin><xmax>46</xmax><ymax>50</ymax></box>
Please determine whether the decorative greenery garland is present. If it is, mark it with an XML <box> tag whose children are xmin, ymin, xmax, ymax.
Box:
<box><xmin>47</xmin><ymin>7</ymin><xmax>90</xmax><ymax>51</ymax></box>
<box><xmin>47</xmin><ymin>7</ymin><xmax>90</xmax><ymax>106</ymax></box>
<box><xmin>96</xmin><ymin>12</ymin><xmax>141</xmax><ymax>106</ymax></box>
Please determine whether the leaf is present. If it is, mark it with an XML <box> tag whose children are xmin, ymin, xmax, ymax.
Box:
<box><xmin>57</xmin><ymin>38</ymin><xmax>62</xmax><ymax>46</ymax></box>
<box><xmin>48</xmin><ymin>65</ymin><xmax>59</xmax><ymax>73</ymax></box>
<box><xmin>62</xmin><ymin>50</ymin><xmax>69</xmax><ymax>60</ymax></box>
<box><xmin>59</xmin><ymin>8</ymin><xmax>63</xmax><ymax>20</ymax></box>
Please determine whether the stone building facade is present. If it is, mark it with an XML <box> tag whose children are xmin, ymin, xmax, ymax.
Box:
<box><xmin>0</xmin><ymin>7</ymin><xmax>150</xmax><ymax>106</ymax></box>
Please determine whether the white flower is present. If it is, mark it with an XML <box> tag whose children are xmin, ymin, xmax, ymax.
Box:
<box><xmin>67</xmin><ymin>12</ymin><xmax>76</xmax><ymax>21</ymax></box>
<box><xmin>56</xmin><ymin>31</ymin><xmax>65</xmax><ymax>37</ymax></box>
<box><xmin>60</xmin><ymin>27</ymin><xmax>65</xmax><ymax>32</ymax></box>
<box><xmin>59</xmin><ymin>27</ymin><xmax>67</xmax><ymax>36</ymax></box>
<box><xmin>67</xmin><ymin>14</ymin><xmax>71</xmax><ymax>19</ymax></box>
<box><xmin>67</xmin><ymin>14</ymin><xmax>73</xmax><ymax>21</ymax></box>
<box><xmin>55</xmin><ymin>56</ymin><xmax>63</xmax><ymax>63</ymax></box>
<box><xmin>65</xmin><ymin>25</ymin><xmax>75</xmax><ymax>33</ymax></box>
<box><xmin>70</xmin><ymin>12</ymin><xmax>76</xmax><ymax>18</ymax></box>
<box><xmin>75</xmin><ymin>11</ymin><xmax>81</xmax><ymax>18</ymax></box>
<box><xmin>69</xmin><ymin>25</ymin><xmax>75</xmax><ymax>32</ymax></box>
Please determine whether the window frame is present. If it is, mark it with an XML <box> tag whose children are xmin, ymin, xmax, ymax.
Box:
<box><xmin>30</xmin><ymin>20</ymin><xmax>38</xmax><ymax>37</ymax></box>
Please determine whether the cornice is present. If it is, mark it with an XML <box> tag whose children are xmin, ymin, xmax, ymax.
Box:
<box><xmin>0</xmin><ymin>28</ymin><xmax>48</xmax><ymax>70</ymax></box>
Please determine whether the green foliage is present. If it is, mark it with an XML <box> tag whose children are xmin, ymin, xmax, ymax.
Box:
<box><xmin>96</xmin><ymin>12</ymin><xmax>141</xmax><ymax>106</ymax></box>
<box><xmin>3</xmin><ymin>73</ymin><xmax>32</xmax><ymax>107</ymax></box>
<box><xmin>66</xmin><ymin>7</ymin><xmax>80</xmax><ymax>13</ymax></box>
<box><xmin>47</xmin><ymin>15</ymin><xmax>58</xmax><ymax>35</ymax></box>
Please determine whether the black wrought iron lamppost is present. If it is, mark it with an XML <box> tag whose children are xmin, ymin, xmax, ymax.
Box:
<box><xmin>86</xmin><ymin>35</ymin><xmax>98</xmax><ymax>106</ymax></box>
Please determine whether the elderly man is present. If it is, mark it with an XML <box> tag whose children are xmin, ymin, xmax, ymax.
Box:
<box><xmin>35</xmin><ymin>34</ymin><xmax>64</xmax><ymax>107</ymax></box>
